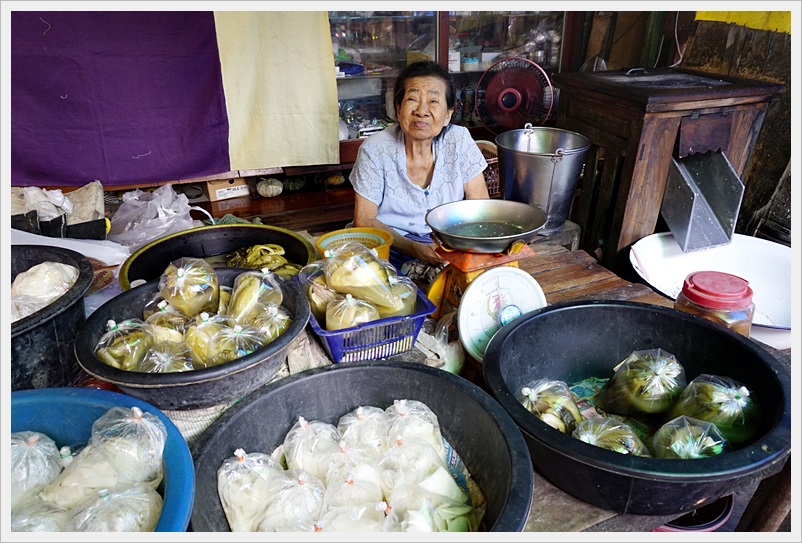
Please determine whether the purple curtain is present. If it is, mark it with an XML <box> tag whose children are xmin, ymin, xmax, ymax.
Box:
<box><xmin>11</xmin><ymin>11</ymin><xmax>230</xmax><ymax>187</ymax></box>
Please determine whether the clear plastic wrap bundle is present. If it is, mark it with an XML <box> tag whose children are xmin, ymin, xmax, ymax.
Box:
<box><xmin>64</xmin><ymin>484</ymin><xmax>163</xmax><ymax>532</ymax></box>
<box><xmin>325</xmin><ymin>293</ymin><xmax>381</xmax><ymax>331</ymax></box>
<box><xmin>383</xmin><ymin>483</ymin><xmax>484</xmax><ymax>532</ymax></box>
<box><xmin>597</xmin><ymin>348</ymin><xmax>686</xmax><ymax>415</ymax></box>
<box><xmin>94</xmin><ymin>319</ymin><xmax>156</xmax><ymax>371</ymax></box>
<box><xmin>135</xmin><ymin>341</ymin><xmax>197</xmax><ymax>373</ymax></box>
<box><xmin>142</xmin><ymin>292</ymin><xmax>181</xmax><ymax>320</ymax></box>
<box><xmin>11</xmin><ymin>494</ymin><xmax>68</xmax><ymax>532</ymax></box>
<box><xmin>324</xmin><ymin>440</ymin><xmax>381</xmax><ymax>488</ymax></box>
<box><xmin>144</xmin><ymin>306</ymin><xmax>188</xmax><ymax>344</ymax></box>
<box><xmin>324</xmin><ymin>241</ymin><xmax>401</xmax><ymax>310</ymax></box>
<box><xmin>666</xmin><ymin>374</ymin><xmax>761</xmax><ymax>444</ymax></box>
<box><xmin>572</xmin><ymin>417</ymin><xmax>651</xmax><ymax>456</ymax></box>
<box><xmin>217</xmin><ymin>448</ymin><xmax>286</xmax><ymax>532</ymax></box>
<box><xmin>11</xmin><ymin>261</ymin><xmax>79</xmax><ymax>321</ymax></box>
<box><xmin>297</xmin><ymin>260</ymin><xmax>337</xmax><ymax>325</ymax></box>
<box><xmin>652</xmin><ymin>415</ymin><xmax>731</xmax><ymax>459</ymax></box>
<box><xmin>183</xmin><ymin>312</ymin><xmax>229</xmax><ymax>367</ymax></box>
<box><xmin>282</xmin><ymin>417</ymin><xmax>341</xmax><ymax>482</ymax></box>
<box><xmin>10</xmin><ymin>431</ymin><xmax>63</xmax><ymax>510</ymax></box>
<box><xmin>225</xmin><ymin>268</ymin><xmax>284</xmax><ymax>325</ymax></box>
<box><xmin>385</xmin><ymin>399</ymin><xmax>445</xmax><ymax>459</ymax></box>
<box><xmin>249</xmin><ymin>303</ymin><xmax>293</xmax><ymax>344</ymax></box>
<box><xmin>377</xmin><ymin>275</ymin><xmax>418</xmax><ymax>318</ymax></box>
<box><xmin>158</xmin><ymin>257</ymin><xmax>219</xmax><ymax>317</ymax></box>
<box><xmin>517</xmin><ymin>379</ymin><xmax>583</xmax><ymax>434</ymax></box>
<box><xmin>255</xmin><ymin>470</ymin><xmax>325</xmax><ymax>532</ymax></box>
<box><xmin>322</xmin><ymin>474</ymin><xmax>383</xmax><ymax>511</ymax></box>
<box><xmin>377</xmin><ymin>436</ymin><xmax>447</xmax><ymax>500</ymax></box>
<box><xmin>337</xmin><ymin>405</ymin><xmax>391</xmax><ymax>458</ymax></box>
<box><xmin>39</xmin><ymin>445</ymin><xmax>124</xmax><ymax>510</ymax></box>
<box><xmin>315</xmin><ymin>503</ymin><xmax>387</xmax><ymax>532</ymax></box>
<box><xmin>205</xmin><ymin>324</ymin><xmax>268</xmax><ymax>367</ymax></box>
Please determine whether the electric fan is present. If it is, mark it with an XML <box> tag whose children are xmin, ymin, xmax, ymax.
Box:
<box><xmin>474</xmin><ymin>56</ymin><xmax>554</xmax><ymax>134</ymax></box>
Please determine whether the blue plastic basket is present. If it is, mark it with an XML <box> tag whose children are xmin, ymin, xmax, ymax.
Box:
<box><xmin>308</xmin><ymin>289</ymin><xmax>436</xmax><ymax>363</ymax></box>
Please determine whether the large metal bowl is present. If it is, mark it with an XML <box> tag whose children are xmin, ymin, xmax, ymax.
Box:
<box><xmin>425</xmin><ymin>199</ymin><xmax>547</xmax><ymax>253</ymax></box>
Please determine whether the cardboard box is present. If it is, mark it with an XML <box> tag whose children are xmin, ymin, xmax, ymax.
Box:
<box><xmin>203</xmin><ymin>178</ymin><xmax>249</xmax><ymax>202</ymax></box>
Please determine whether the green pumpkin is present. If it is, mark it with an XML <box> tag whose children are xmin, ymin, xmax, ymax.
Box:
<box><xmin>283</xmin><ymin>177</ymin><xmax>307</xmax><ymax>192</ymax></box>
<box><xmin>256</xmin><ymin>178</ymin><xmax>283</xmax><ymax>198</ymax></box>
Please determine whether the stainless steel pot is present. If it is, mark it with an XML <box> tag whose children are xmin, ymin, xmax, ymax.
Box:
<box><xmin>425</xmin><ymin>199</ymin><xmax>547</xmax><ymax>253</ymax></box>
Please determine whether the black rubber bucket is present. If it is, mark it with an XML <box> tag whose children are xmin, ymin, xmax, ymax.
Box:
<box><xmin>11</xmin><ymin>245</ymin><xmax>93</xmax><ymax>390</ymax></box>
<box><xmin>118</xmin><ymin>224</ymin><xmax>318</xmax><ymax>290</ymax></box>
<box><xmin>483</xmin><ymin>300</ymin><xmax>792</xmax><ymax>516</ymax></box>
<box><xmin>190</xmin><ymin>361</ymin><xmax>535</xmax><ymax>532</ymax></box>
<box><xmin>73</xmin><ymin>268</ymin><xmax>310</xmax><ymax>410</ymax></box>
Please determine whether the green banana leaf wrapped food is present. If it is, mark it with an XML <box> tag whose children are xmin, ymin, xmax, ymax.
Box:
<box><xmin>652</xmin><ymin>415</ymin><xmax>731</xmax><ymax>459</ymax></box>
<box><xmin>250</xmin><ymin>303</ymin><xmax>293</xmax><ymax>344</ymax></box>
<box><xmin>95</xmin><ymin>319</ymin><xmax>156</xmax><ymax>371</ymax></box>
<box><xmin>517</xmin><ymin>379</ymin><xmax>583</xmax><ymax>434</ymax></box>
<box><xmin>377</xmin><ymin>275</ymin><xmax>419</xmax><ymax>319</ymax></box>
<box><xmin>325</xmin><ymin>293</ymin><xmax>381</xmax><ymax>331</ymax></box>
<box><xmin>158</xmin><ymin>257</ymin><xmax>219</xmax><ymax>317</ymax></box>
<box><xmin>666</xmin><ymin>374</ymin><xmax>761</xmax><ymax>444</ymax></box>
<box><xmin>596</xmin><ymin>348</ymin><xmax>686</xmax><ymax>416</ymax></box>
<box><xmin>225</xmin><ymin>268</ymin><xmax>283</xmax><ymax>325</ymax></box>
<box><xmin>206</xmin><ymin>323</ymin><xmax>268</xmax><ymax>367</ymax></box>
<box><xmin>135</xmin><ymin>341</ymin><xmax>198</xmax><ymax>373</ymax></box>
<box><xmin>572</xmin><ymin>417</ymin><xmax>651</xmax><ymax>457</ymax></box>
<box><xmin>183</xmin><ymin>312</ymin><xmax>229</xmax><ymax>367</ymax></box>
<box><xmin>324</xmin><ymin>241</ymin><xmax>402</xmax><ymax>311</ymax></box>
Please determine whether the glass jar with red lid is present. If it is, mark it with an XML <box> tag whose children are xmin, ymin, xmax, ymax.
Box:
<box><xmin>674</xmin><ymin>271</ymin><xmax>755</xmax><ymax>337</ymax></box>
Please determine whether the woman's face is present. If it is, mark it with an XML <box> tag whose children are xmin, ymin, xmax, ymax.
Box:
<box><xmin>397</xmin><ymin>76</ymin><xmax>453</xmax><ymax>143</ymax></box>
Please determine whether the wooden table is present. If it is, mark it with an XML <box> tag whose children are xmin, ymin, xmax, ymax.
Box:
<box><xmin>283</xmin><ymin>240</ymin><xmax>791</xmax><ymax>532</ymax></box>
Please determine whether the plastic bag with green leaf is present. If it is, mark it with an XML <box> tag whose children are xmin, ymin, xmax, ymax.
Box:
<box><xmin>205</xmin><ymin>323</ymin><xmax>268</xmax><ymax>367</ymax></box>
<box><xmin>572</xmin><ymin>417</ymin><xmax>651</xmax><ymax>456</ymax></box>
<box><xmin>95</xmin><ymin>319</ymin><xmax>156</xmax><ymax>371</ymax></box>
<box><xmin>298</xmin><ymin>260</ymin><xmax>337</xmax><ymax>325</ymax></box>
<box><xmin>652</xmin><ymin>415</ymin><xmax>731</xmax><ymax>459</ymax></box>
<box><xmin>225</xmin><ymin>268</ymin><xmax>283</xmax><ymax>325</ymax></box>
<box><xmin>135</xmin><ymin>341</ymin><xmax>197</xmax><ymax>373</ymax></box>
<box><xmin>183</xmin><ymin>312</ymin><xmax>229</xmax><ymax>367</ymax></box>
<box><xmin>324</xmin><ymin>241</ymin><xmax>401</xmax><ymax>310</ymax></box>
<box><xmin>378</xmin><ymin>275</ymin><xmax>418</xmax><ymax>318</ymax></box>
<box><xmin>144</xmin><ymin>304</ymin><xmax>188</xmax><ymax>344</ymax></box>
<box><xmin>325</xmin><ymin>293</ymin><xmax>380</xmax><ymax>331</ymax></box>
<box><xmin>158</xmin><ymin>257</ymin><xmax>219</xmax><ymax>317</ymax></box>
<box><xmin>249</xmin><ymin>303</ymin><xmax>293</xmax><ymax>344</ymax></box>
<box><xmin>666</xmin><ymin>374</ymin><xmax>760</xmax><ymax>444</ymax></box>
<box><xmin>518</xmin><ymin>379</ymin><xmax>583</xmax><ymax>434</ymax></box>
<box><xmin>597</xmin><ymin>348</ymin><xmax>686</xmax><ymax>416</ymax></box>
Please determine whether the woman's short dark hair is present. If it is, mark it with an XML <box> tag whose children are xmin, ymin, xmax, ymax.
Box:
<box><xmin>393</xmin><ymin>60</ymin><xmax>455</xmax><ymax>112</ymax></box>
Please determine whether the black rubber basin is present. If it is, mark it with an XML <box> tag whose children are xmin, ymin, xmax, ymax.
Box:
<box><xmin>483</xmin><ymin>300</ymin><xmax>791</xmax><ymax>516</ymax></box>
<box><xmin>74</xmin><ymin>268</ymin><xmax>310</xmax><ymax>410</ymax></box>
<box><xmin>118</xmin><ymin>223</ymin><xmax>318</xmax><ymax>290</ymax></box>
<box><xmin>11</xmin><ymin>245</ymin><xmax>93</xmax><ymax>390</ymax></box>
<box><xmin>190</xmin><ymin>361</ymin><xmax>535</xmax><ymax>532</ymax></box>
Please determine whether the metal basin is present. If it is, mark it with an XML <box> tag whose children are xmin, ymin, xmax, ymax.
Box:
<box><xmin>425</xmin><ymin>199</ymin><xmax>547</xmax><ymax>253</ymax></box>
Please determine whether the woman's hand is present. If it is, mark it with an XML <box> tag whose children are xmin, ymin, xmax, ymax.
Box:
<box><xmin>413</xmin><ymin>241</ymin><xmax>447</xmax><ymax>265</ymax></box>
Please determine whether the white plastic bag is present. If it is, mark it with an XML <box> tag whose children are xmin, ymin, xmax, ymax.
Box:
<box><xmin>10</xmin><ymin>431</ymin><xmax>63</xmax><ymax>510</ymax></box>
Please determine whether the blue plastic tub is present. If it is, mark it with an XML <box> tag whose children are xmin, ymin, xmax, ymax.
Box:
<box><xmin>11</xmin><ymin>387</ymin><xmax>195</xmax><ymax>532</ymax></box>
<box><xmin>307</xmin><ymin>289</ymin><xmax>436</xmax><ymax>363</ymax></box>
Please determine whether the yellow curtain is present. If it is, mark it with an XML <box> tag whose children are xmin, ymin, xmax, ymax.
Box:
<box><xmin>214</xmin><ymin>11</ymin><xmax>340</xmax><ymax>169</ymax></box>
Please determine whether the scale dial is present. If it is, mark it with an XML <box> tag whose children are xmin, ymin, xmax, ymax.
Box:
<box><xmin>457</xmin><ymin>266</ymin><xmax>547</xmax><ymax>362</ymax></box>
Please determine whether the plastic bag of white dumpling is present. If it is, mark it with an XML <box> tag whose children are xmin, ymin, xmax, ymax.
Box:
<box><xmin>144</xmin><ymin>306</ymin><xmax>188</xmax><ymax>344</ymax></box>
<box><xmin>142</xmin><ymin>292</ymin><xmax>181</xmax><ymax>320</ymax></box>
<box><xmin>91</xmin><ymin>406</ymin><xmax>166</xmax><ymax>487</ymax></box>
<box><xmin>10</xmin><ymin>431</ymin><xmax>63</xmax><ymax>510</ymax></box>
<box><xmin>377</xmin><ymin>275</ymin><xmax>418</xmax><ymax>318</ymax></box>
<box><xmin>225</xmin><ymin>268</ymin><xmax>283</xmax><ymax>325</ymax></box>
<box><xmin>94</xmin><ymin>319</ymin><xmax>156</xmax><ymax>371</ymax></box>
<box><xmin>158</xmin><ymin>257</ymin><xmax>220</xmax><ymax>317</ymax></box>
<box><xmin>183</xmin><ymin>311</ymin><xmax>229</xmax><ymax>366</ymax></box>
<box><xmin>250</xmin><ymin>303</ymin><xmax>293</xmax><ymax>344</ymax></box>
<box><xmin>11</xmin><ymin>494</ymin><xmax>68</xmax><ymax>532</ymax></box>
<box><xmin>377</xmin><ymin>436</ymin><xmax>447</xmax><ymax>499</ymax></box>
<box><xmin>205</xmin><ymin>323</ymin><xmax>268</xmax><ymax>367</ymax></box>
<box><xmin>325</xmin><ymin>293</ymin><xmax>381</xmax><ymax>331</ymax></box>
<box><xmin>11</xmin><ymin>261</ymin><xmax>78</xmax><ymax>304</ymax></box>
<box><xmin>385</xmin><ymin>399</ymin><xmax>445</xmax><ymax>459</ymax></box>
<box><xmin>11</xmin><ymin>294</ymin><xmax>50</xmax><ymax>322</ymax></box>
<box><xmin>517</xmin><ymin>379</ymin><xmax>584</xmax><ymax>434</ymax></box>
<box><xmin>324</xmin><ymin>241</ymin><xmax>401</xmax><ymax>311</ymax></box>
<box><xmin>323</xmin><ymin>472</ymin><xmax>383</xmax><ymax>511</ymax></box>
<box><xmin>282</xmin><ymin>417</ymin><xmax>341</xmax><ymax>482</ymax></box>
<box><xmin>384</xmin><ymin>484</ymin><xmax>483</xmax><ymax>532</ymax></box>
<box><xmin>135</xmin><ymin>341</ymin><xmax>197</xmax><ymax>373</ymax></box>
<box><xmin>64</xmin><ymin>483</ymin><xmax>163</xmax><ymax>532</ymax></box>
<box><xmin>217</xmin><ymin>449</ymin><xmax>286</xmax><ymax>532</ymax></box>
<box><xmin>324</xmin><ymin>440</ymin><xmax>381</xmax><ymax>488</ymax></box>
<box><xmin>297</xmin><ymin>260</ymin><xmax>337</xmax><ymax>325</ymax></box>
<box><xmin>315</xmin><ymin>503</ymin><xmax>388</xmax><ymax>532</ymax></box>
<box><xmin>255</xmin><ymin>470</ymin><xmax>325</xmax><ymax>532</ymax></box>
<box><xmin>337</xmin><ymin>405</ymin><xmax>391</xmax><ymax>458</ymax></box>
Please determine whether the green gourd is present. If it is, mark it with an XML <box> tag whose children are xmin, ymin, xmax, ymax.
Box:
<box><xmin>283</xmin><ymin>177</ymin><xmax>307</xmax><ymax>192</ymax></box>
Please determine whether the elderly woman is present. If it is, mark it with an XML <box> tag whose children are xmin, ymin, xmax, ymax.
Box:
<box><xmin>350</xmin><ymin>60</ymin><xmax>489</xmax><ymax>275</ymax></box>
